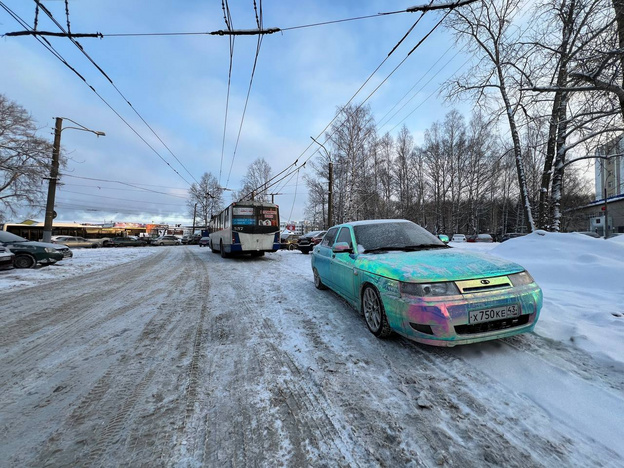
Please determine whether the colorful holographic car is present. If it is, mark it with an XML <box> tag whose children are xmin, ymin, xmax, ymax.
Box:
<box><xmin>310</xmin><ymin>220</ymin><xmax>542</xmax><ymax>347</ymax></box>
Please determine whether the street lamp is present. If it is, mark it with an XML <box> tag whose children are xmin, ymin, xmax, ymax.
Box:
<box><xmin>310</xmin><ymin>136</ymin><xmax>333</xmax><ymax>229</ymax></box>
<box><xmin>42</xmin><ymin>117</ymin><xmax>105</xmax><ymax>243</ymax></box>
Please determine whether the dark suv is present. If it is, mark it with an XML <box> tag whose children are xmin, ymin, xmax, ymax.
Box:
<box><xmin>0</xmin><ymin>231</ymin><xmax>71</xmax><ymax>268</ymax></box>
<box><xmin>297</xmin><ymin>230</ymin><xmax>327</xmax><ymax>254</ymax></box>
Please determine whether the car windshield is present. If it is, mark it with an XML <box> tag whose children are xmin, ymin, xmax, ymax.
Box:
<box><xmin>353</xmin><ymin>221</ymin><xmax>446</xmax><ymax>253</ymax></box>
<box><xmin>0</xmin><ymin>231</ymin><xmax>29</xmax><ymax>243</ymax></box>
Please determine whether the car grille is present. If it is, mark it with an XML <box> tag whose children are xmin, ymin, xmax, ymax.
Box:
<box><xmin>454</xmin><ymin>314</ymin><xmax>530</xmax><ymax>335</ymax></box>
<box><xmin>455</xmin><ymin>276</ymin><xmax>512</xmax><ymax>293</ymax></box>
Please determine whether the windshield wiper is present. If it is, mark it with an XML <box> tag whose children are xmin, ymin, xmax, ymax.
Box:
<box><xmin>402</xmin><ymin>244</ymin><xmax>449</xmax><ymax>251</ymax></box>
<box><xmin>363</xmin><ymin>246</ymin><xmax>407</xmax><ymax>253</ymax></box>
<box><xmin>363</xmin><ymin>244</ymin><xmax>448</xmax><ymax>253</ymax></box>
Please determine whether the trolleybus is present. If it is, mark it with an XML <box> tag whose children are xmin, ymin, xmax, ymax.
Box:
<box><xmin>208</xmin><ymin>201</ymin><xmax>280</xmax><ymax>257</ymax></box>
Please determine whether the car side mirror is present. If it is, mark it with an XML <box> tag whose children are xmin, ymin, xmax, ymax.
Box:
<box><xmin>332</xmin><ymin>242</ymin><xmax>352</xmax><ymax>254</ymax></box>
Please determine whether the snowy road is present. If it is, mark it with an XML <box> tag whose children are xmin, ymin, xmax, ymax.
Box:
<box><xmin>1</xmin><ymin>246</ymin><xmax>622</xmax><ymax>467</ymax></box>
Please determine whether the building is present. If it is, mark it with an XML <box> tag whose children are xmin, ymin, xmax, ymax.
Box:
<box><xmin>595</xmin><ymin>136</ymin><xmax>624</xmax><ymax>200</ymax></box>
<box><xmin>578</xmin><ymin>136</ymin><xmax>624</xmax><ymax>235</ymax></box>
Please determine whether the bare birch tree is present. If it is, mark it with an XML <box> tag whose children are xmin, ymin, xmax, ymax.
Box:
<box><xmin>445</xmin><ymin>0</ymin><xmax>537</xmax><ymax>231</ymax></box>
<box><xmin>188</xmin><ymin>172</ymin><xmax>224</xmax><ymax>227</ymax></box>
<box><xmin>238</xmin><ymin>157</ymin><xmax>272</xmax><ymax>202</ymax></box>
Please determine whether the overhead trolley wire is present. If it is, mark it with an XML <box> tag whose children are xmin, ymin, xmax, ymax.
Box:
<box><xmin>236</xmin><ymin>5</ymin><xmax>436</xmax><ymax>202</ymax></box>
<box><xmin>218</xmin><ymin>0</ymin><xmax>235</xmax><ymax>185</ymax></box>
<box><xmin>50</xmin><ymin>1</ymin><xmax>478</xmax><ymax>38</ymax></box>
<box><xmin>1</xmin><ymin>2</ymin><xmax>195</xmax><ymax>189</ymax></box>
<box><xmin>60</xmin><ymin>174</ymin><xmax>189</xmax><ymax>198</ymax></box>
<box><xmin>238</xmin><ymin>2</ymin><xmax>474</xmax><ymax>203</ymax></box>
<box><xmin>224</xmin><ymin>0</ymin><xmax>265</xmax><ymax>189</ymax></box>
<box><xmin>31</xmin><ymin>0</ymin><xmax>199</xmax><ymax>186</ymax></box>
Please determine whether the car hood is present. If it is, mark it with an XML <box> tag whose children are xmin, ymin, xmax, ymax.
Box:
<box><xmin>355</xmin><ymin>248</ymin><xmax>524</xmax><ymax>282</ymax></box>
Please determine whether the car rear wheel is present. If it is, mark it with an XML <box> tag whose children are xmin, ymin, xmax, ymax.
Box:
<box><xmin>14</xmin><ymin>254</ymin><xmax>36</xmax><ymax>269</ymax></box>
<box><xmin>313</xmin><ymin>268</ymin><xmax>327</xmax><ymax>290</ymax></box>
<box><xmin>220</xmin><ymin>241</ymin><xmax>228</xmax><ymax>258</ymax></box>
<box><xmin>362</xmin><ymin>286</ymin><xmax>392</xmax><ymax>338</ymax></box>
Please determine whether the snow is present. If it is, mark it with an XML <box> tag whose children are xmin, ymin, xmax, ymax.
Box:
<box><xmin>454</xmin><ymin>232</ymin><xmax>624</xmax><ymax>366</ymax></box>
<box><xmin>0</xmin><ymin>246</ymin><xmax>158</xmax><ymax>291</ymax></box>
<box><xmin>2</xmin><ymin>234</ymin><xmax>624</xmax><ymax>463</ymax></box>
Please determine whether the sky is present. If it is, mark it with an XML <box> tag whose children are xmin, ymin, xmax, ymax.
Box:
<box><xmin>1</xmin><ymin>233</ymin><xmax>623</xmax><ymax>464</ymax></box>
<box><xmin>0</xmin><ymin>1</ymin><xmax>472</xmax><ymax>226</ymax></box>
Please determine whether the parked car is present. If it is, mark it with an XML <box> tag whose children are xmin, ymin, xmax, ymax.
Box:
<box><xmin>0</xmin><ymin>231</ymin><xmax>71</xmax><ymax>268</ymax></box>
<box><xmin>281</xmin><ymin>234</ymin><xmax>299</xmax><ymax>250</ymax></box>
<box><xmin>0</xmin><ymin>245</ymin><xmax>15</xmax><ymax>270</ymax></box>
<box><xmin>475</xmin><ymin>233</ymin><xmax>494</xmax><ymax>243</ymax></box>
<box><xmin>51</xmin><ymin>235</ymin><xmax>99</xmax><ymax>248</ymax></box>
<box><xmin>198</xmin><ymin>237</ymin><xmax>210</xmax><ymax>247</ymax></box>
<box><xmin>310</xmin><ymin>219</ymin><xmax>542</xmax><ymax>347</ymax></box>
<box><xmin>451</xmin><ymin>234</ymin><xmax>467</xmax><ymax>242</ymax></box>
<box><xmin>437</xmin><ymin>234</ymin><xmax>450</xmax><ymax>244</ymax></box>
<box><xmin>187</xmin><ymin>234</ymin><xmax>202</xmax><ymax>245</ymax></box>
<box><xmin>153</xmin><ymin>235</ymin><xmax>182</xmax><ymax>246</ymax></box>
<box><xmin>297</xmin><ymin>230</ymin><xmax>327</xmax><ymax>254</ymax></box>
<box><xmin>109</xmin><ymin>237</ymin><xmax>147</xmax><ymax>247</ymax></box>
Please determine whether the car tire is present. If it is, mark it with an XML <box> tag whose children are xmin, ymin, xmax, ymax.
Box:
<box><xmin>362</xmin><ymin>286</ymin><xmax>392</xmax><ymax>338</ymax></box>
<box><xmin>313</xmin><ymin>268</ymin><xmax>327</xmax><ymax>290</ymax></box>
<box><xmin>220</xmin><ymin>241</ymin><xmax>228</xmax><ymax>258</ymax></box>
<box><xmin>210</xmin><ymin>241</ymin><xmax>217</xmax><ymax>254</ymax></box>
<box><xmin>288</xmin><ymin>244</ymin><xmax>295</xmax><ymax>251</ymax></box>
<box><xmin>14</xmin><ymin>254</ymin><xmax>36</xmax><ymax>269</ymax></box>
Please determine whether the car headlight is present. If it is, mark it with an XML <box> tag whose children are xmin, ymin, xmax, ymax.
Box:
<box><xmin>509</xmin><ymin>271</ymin><xmax>535</xmax><ymax>286</ymax></box>
<box><xmin>400</xmin><ymin>281</ymin><xmax>460</xmax><ymax>297</ymax></box>
<box><xmin>44</xmin><ymin>247</ymin><xmax>59</xmax><ymax>253</ymax></box>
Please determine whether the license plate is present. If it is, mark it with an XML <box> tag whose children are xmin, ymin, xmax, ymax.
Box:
<box><xmin>469</xmin><ymin>304</ymin><xmax>520</xmax><ymax>324</ymax></box>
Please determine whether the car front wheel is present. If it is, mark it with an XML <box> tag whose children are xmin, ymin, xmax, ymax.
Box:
<box><xmin>362</xmin><ymin>286</ymin><xmax>392</xmax><ymax>338</ymax></box>
<box><xmin>14</xmin><ymin>254</ymin><xmax>36</xmax><ymax>269</ymax></box>
<box><xmin>313</xmin><ymin>268</ymin><xmax>327</xmax><ymax>290</ymax></box>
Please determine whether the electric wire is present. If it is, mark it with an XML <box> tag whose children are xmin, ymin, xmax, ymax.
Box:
<box><xmin>219</xmin><ymin>0</ymin><xmax>235</xmax><ymax>185</ymax></box>
<box><xmin>1</xmin><ymin>2</ymin><xmax>195</xmax><ymax>190</ymax></box>
<box><xmin>240</xmin><ymin>4</ymin><xmax>465</xmax><ymax>204</ymax></box>
<box><xmin>59</xmin><ymin>189</ymin><xmax>188</xmax><ymax>207</ymax></box>
<box><xmin>236</xmin><ymin>7</ymin><xmax>434</xmax><ymax>203</ymax></box>
<box><xmin>387</xmin><ymin>54</ymin><xmax>473</xmax><ymax>134</ymax></box>
<box><xmin>32</xmin><ymin>1</ymin><xmax>199</xmax><ymax>186</ymax></box>
<box><xmin>82</xmin><ymin>7</ymin><xmax>433</xmax><ymax>38</ymax></box>
<box><xmin>60</xmin><ymin>174</ymin><xmax>189</xmax><ymax>198</ymax></box>
<box><xmin>224</xmin><ymin>2</ymin><xmax>265</xmax><ymax>189</ymax></box>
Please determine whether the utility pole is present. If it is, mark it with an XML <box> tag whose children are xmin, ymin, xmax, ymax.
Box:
<box><xmin>42</xmin><ymin>117</ymin><xmax>104</xmax><ymax>243</ymax></box>
<box><xmin>43</xmin><ymin>118</ymin><xmax>63</xmax><ymax>243</ymax></box>
<box><xmin>310</xmin><ymin>136</ymin><xmax>333</xmax><ymax>229</ymax></box>
<box><xmin>269</xmin><ymin>192</ymin><xmax>283</xmax><ymax>204</ymax></box>
<box><xmin>328</xmin><ymin>159</ymin><xmax>333</xmax><ymax>229</ymax></box>
<box><xmin>192</xmin><ymin>202</ymin><xmax>197</xmax><ymax>236</ymax></box>
<box><xmin>603</xmin><ymin>159</ymin><xmax>609</xmax><ymax>239</ymax></box>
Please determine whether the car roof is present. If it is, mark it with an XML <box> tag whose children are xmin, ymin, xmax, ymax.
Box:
<box><xmin>332</xmin><ymin>219</ymin><xmax>412</xmax><ymax>228</ymax></box>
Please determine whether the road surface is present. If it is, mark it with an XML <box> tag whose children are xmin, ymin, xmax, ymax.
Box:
<box><xmin>1</xmin><ymin>246</ymin><xmax>621</xmax><ymax>467</ymax></box>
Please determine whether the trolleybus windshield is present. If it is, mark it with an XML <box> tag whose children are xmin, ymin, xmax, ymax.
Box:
<box><xmin>232</xmin><ymin>205</ymin><xmax>279</xmax><ymax>234</ymax></box>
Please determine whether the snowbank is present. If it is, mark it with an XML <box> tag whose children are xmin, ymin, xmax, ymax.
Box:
<box><xmin>491</xmin><ymin>231</ymin><xmax>624</xmax><ymax>365</ymax></box>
